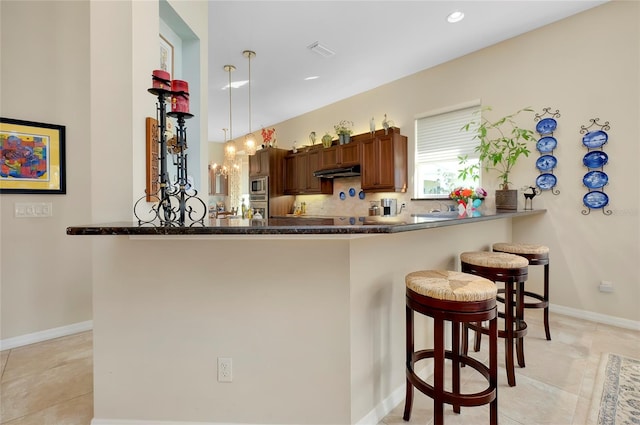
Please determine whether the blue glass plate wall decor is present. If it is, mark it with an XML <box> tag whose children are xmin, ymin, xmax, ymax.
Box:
<box><xmin>583</xmin><ymin>191</ymin><xmax>609</xmax><ymax>209</ymax></box>
<box><xmin>536</xmin><ymin>118</ymin><xmax>557</xmax><ymax>135</ymax></box>
<box><xmin>358</xmin><ymin>190</ymin><xmax>365</xmax><ymax>199</ymax></box>
<box><xmin>536</xmin><ymin>137</ymin><xmax>557</xmax><ymax>153</ymax></box>
<box><xmin>536</xmin><ymin>173</ymin><xmax>557</xmax><ymax>190</ymax></box>
<box><xmin>339</xmin><ymin>192</ymin><xmax>346</xmax><ymax>200</ymax></box>
<box><xmin>583</xmin><ymin>171</ymin><xmax>609</xmax><ymax>189</ymax></box>
<box><xmin>583</xmin><ymin>151</ymin><xmax>609</xmax><ymax>169</ymax></box>
<box><xmin>536</xmin><ymin>155</ymin><xmax>558</xmax><ymax>171</ymax></box>
<box><xmin>582</xmin><ymin>130</ymin><xmax>608</xmax><ymax>149</ymax></box>
<box><xmin>349</xmin><ymin>188</ymin><xmax>356</xmax><ymax>197</ymax></box>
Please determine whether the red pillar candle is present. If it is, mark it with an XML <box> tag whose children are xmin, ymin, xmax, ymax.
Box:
<box><xmin>152</xmin><ymin>70</ymin><xmax>171</xmax><ymax>90</ymax></box>
<box><xmin>171</xmin><ymin>79</ymin><xmax>190</xmax><ymax>113</ymax></box>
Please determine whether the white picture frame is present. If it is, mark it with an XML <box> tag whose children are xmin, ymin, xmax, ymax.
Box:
<box><xmin>159</xmin><ymin>34</ymin><xmax>173</xmax><ymax>76</ymax></box>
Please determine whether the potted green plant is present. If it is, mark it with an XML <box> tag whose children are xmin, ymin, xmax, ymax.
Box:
<box><xmin>458</xmin><ymin>107</ymin><xmax>536</xmax><ymax>210</ymax></box>
<box><xmin>334</xmin><ymin>120</ymin><xmax>354</xmax><ymax>145</ymax></box>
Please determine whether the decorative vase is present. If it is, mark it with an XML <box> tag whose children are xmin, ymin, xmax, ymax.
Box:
<box><xmin>466</xmin><ymin>202</ymin><xmax>474</xmax><ymax>216</ymax></box>
<box><xmin>495</xmin><ymin>189</ymin><xmax>518</xmax><ymax>210</ymax></box>
<box><xmin>339</xmin><ymin>133</ymin><xmax>351</xmax><ymax>145</ymax></box>
<box><xmin>322</xmin><ymin>134</ymin><xmax>333</xmax><ymax>148</ymax></box>
<box><xmin>473</xmin><ymin>198</ymin><xmax>483</xmax><ymax>208</ymax></box>
<box><xmin>457</xmin><ymin>202</ymin><xmax>467</xmax><ymax>216</ymax></box>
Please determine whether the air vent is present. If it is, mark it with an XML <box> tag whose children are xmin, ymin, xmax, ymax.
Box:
<box><xmin>307</xmin><ymin>42</ymin><xmax>335</xmax><ymax>58</ymax></box>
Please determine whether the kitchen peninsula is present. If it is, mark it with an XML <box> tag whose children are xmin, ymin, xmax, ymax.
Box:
<box><xmin>67</xmin><ymin>209</ymin><xmax>542</xmax><ymax>236</ymax></box>
<box><xmin>69</xmin><ymin>210</ymin><xmax>544</xmax><ymax>424</ymax></box>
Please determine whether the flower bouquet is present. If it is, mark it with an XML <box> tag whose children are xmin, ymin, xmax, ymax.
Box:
<box><xmin>449</xmin><ymin>187</ymin><xmax>487</xmax><ymax>214</ymax></box>
<box><xmin>333</xmin><ymin>120</ymin><xmax>353</xmax><ymax>136</ymax></box>
<box><xmin>261</xmin><ymin>127</ymin><xmax>276</xmax><ymax>148</ymax></box>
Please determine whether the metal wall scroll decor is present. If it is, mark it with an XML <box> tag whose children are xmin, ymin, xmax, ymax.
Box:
<box><xmin>133</xmin><ymin>76</ymin><xmax>206</xmax><ymax>226</ymax></box>
<box><xmin>533</xmin><ymin>107</ymin><xmax>560</xmax><ymax>195</ymax></box>
<box><xmin>580</xmin><ymin>118</ymin><xmax>611</xmax><ymax>215</ymax></box>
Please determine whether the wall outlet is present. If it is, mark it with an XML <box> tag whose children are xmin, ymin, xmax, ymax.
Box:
<box><xmin>218</xmin><ymin>357</ymin><xmax>232</xmax><ymax>382</ymax></box>
<box><xmin>599</xmin><ymin>281</ymin><xmax>614</xmax><ymax>293</ymax></box>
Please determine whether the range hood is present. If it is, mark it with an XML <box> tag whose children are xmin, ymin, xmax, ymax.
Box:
<box><xmin>313</xmin><ymin>164</ymin><xmax>361</xmax><ymax>178</ymax></box>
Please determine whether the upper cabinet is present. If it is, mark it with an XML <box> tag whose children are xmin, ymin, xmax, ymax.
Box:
<box><xmin>318</xmin><ymin>142</ymin><xmax>360</xmax><ymax>170</ymax></box>
<box><xmin>249</xmin><ymin>147</ymin><xmax>288</xmax><ymax>196</ymax></box>
<box><xmin>284</xmin><ymin>147</ymin><xmax>332</xmax><ymax>195</ymax></box>
<box><xmin>360</xmin><ymin>128</ymin><xmax>407</xmax><ymax>192</ymax></box>
<box><xmin>282</xmin><ymin>127</ymin><xmax>407</xmax><ymax>195</ymax></box>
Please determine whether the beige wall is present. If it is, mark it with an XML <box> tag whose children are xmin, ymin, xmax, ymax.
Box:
<box><xmin>1</xmin><ymin>0</ymin><xmax>209</xmax><ymax>342</ymax></box>
<box><xmin>0</xmin><ymin>1</ymin><xmax>93</xmax><ymax>340</ymax></box>
<box><xmin>268</xmin><ymin>1</ymin><xmax>640</xmax><ymax>323</ymax></box>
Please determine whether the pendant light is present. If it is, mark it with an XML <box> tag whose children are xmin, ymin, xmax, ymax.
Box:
<box><xmin>223</xmin><ymin>64</ymin><xmax>236</xmax><ymax>162</ymax></box>
<box><xmin>219</xmin><ymin>128</ymin><xmax>230</xmax><ymax>176</ymax></box>
<box><xmin>243</xmin><ymin>50</ymin><xmax>257</xmax><ymax>155</ymax></box>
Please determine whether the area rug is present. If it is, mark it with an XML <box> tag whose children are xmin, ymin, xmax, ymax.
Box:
<box><xmin>589</xmin><ymin>352</ymin><xmax>640</xmax><ymax>424</ymax></box>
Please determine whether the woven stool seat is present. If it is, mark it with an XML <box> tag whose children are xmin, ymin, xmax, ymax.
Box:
<box><xmin>460</xmin><ymin>251</ymin><xmax>529</xmax><ymax>269</ymax></box>
<box><xmin>403</xmin><ymin>270</ymin><xmax>498</xmax><ymax>425</ymax></box>
<box><xmin>493</xmin><ymin>242</ymin><xmax>549</xmax><ymax>256</ymax></box>
<box><xmin>405</xmin><ymin>270</ymin><xmax>497</xmax><ymax>302</ymax></box>
<box><xmin>493</xmin><ymin>242</ymin><xmax>552</xmax><ymax>340</ymax></box>
<box><xmin>460</xmin><ymin>251</ymin><xmax>529</xmax><ymax>387</ymax></box>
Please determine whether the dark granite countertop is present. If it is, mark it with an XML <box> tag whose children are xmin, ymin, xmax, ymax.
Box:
<box><xmin>66</xmin><ymin>209</ymin><xmax>544</xmax><ymax>236</ymax></box>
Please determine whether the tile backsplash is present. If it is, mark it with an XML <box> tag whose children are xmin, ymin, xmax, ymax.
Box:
<box><xmin>292</xmin><ymin>177</ymin><xmax>458</xmax><ymax>217</ymax></box>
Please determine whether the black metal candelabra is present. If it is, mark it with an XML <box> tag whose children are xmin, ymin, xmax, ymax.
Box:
<box><xmin>133</xmin><ymin>87</ymin><xmax>206</xmax><ymax>226</ymax></box>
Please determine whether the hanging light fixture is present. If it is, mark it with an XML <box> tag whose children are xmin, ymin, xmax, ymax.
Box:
<box><xmin>223</xmin><ymin>64</ymin><xmax>236</xmax><ymax>162</ymax></box>
<box><xmin>243</xmin><ymin>50</ymin><xmax>257</xmax><ymax>156</ymax></box>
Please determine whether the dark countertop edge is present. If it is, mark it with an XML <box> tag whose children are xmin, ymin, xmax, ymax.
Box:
<box><xmin>66</xmin><ymin>210</ymin><xmax>545</xmax><ymax>236</ymax></box>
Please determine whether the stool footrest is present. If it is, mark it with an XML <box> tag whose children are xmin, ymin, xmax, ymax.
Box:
<box><xmin>408</xmin><ymin>349</ymin><xmax>497</xmax><ymax>407</ymax></box>
<box><xmin>468</xmin><ymin>319</ymin><xmax>528</xmax><ymax>340</ymax></box>
<box><xmin>496</xmin><ymin>290</ymin><xmax>548</xmax><ymax>309</ymax></box>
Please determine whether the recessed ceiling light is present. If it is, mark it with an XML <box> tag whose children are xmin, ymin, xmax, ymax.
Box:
<box><xmin>304</xmin><ymin>76</ymin><xmax>319</xmax><ymax>81</ymax></box>
<box><xmin>447</xmin><ymin>10</ymin><xmax>464</xmax><ymax>23</ymax></box>
<box><xmin>222</xmin><ymin>80</ymin><xmax>248</xmax><ymax>90</ymax></box>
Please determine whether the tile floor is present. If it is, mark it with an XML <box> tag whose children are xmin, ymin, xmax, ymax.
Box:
<box><xmin>1</xmin><ymin>331</ymin><xmax>93</xmax><ymax>425</ymax></box>
<box><xmin>0</xmin><ymin>311</ymin><xmax>638</xmax><ymax>425</ymax></box>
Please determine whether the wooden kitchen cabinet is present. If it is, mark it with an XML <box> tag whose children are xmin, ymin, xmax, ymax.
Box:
<box><xmin>284</xmin><ymin>148</ymin><xmax>332</xmax><ymax>195</ymax></box>
<box><xmin>249</xmin><ymin>148</ymin><xmax>271</xmax><ymax>176</ymax></box>
<box><xmin>319</xmin><ymin>142</ymin><xmax>360</xmax><ymax>169</ymax></box>
<box><xmin>249</xmin><ymin>147</ymin><xmax>288</xmax><ymax>195</ymax></box>
<box><xmin>360</xmin><ymin>128</ymin><xmax>407</xmax><ymax>192</ymax></box>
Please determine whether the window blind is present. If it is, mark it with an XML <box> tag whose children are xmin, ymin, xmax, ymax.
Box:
<box><xmin>416</xmin><ymin>105</ymin><xmax>480</xmax><ymax>163</ymax></box>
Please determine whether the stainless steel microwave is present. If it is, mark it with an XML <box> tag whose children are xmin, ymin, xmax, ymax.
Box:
<box><xmin>250</xmin><ymin>176</ymin><xmax>268</xmax><ymax>196</ymax></box>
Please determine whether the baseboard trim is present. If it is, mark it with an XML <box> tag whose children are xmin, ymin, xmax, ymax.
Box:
<box><xmin>0</xmin><ymin>320</ymin><xmax>93</xmax><ymax>351</ymax></box>
<box><xmin>550</xmin><ymin>304</ymin><xmax>640</xmax><ymax>331</ymax></box>
<box><xmin>355</xmin><ymin>362</ymin><xmax>432</xmax><ymax>425</ymax></box>
<box><xmin>355</xmin><ymin>384</ymin><xmax>405</xmax><ymax>425</ymax></box>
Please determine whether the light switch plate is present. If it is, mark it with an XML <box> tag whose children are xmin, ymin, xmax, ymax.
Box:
<box><xmin>15</xmin><ymin>202</ymin><xmax>52</xmax><ymax>218</ymax></box>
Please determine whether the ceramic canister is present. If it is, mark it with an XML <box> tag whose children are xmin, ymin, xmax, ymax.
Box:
<box><xmin>152</xmin><ymin>69</ymin><xmax>171</xmax><ymax>90</ymax></box>
<box><xmin>171</xmin><ymin>79</ymin><xmax>190</xmax><ymax>113</ymax></box>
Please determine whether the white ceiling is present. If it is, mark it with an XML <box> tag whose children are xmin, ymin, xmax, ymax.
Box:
<box><xmin>207</xmin><ymin>1</ymin><xmax>607</xmax><ymax>142</ymax></box>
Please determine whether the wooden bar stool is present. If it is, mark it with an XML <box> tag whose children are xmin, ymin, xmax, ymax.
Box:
<box><xmin>493</xmin><ymin>242</ymin><xmax>551</xmax><ymax>340</ymax></box>
<box><xmin>460</xmin><ymin>251</ymin><xmax>529</xmax><ymax>387</ymax></box>
<box><xmin>403</xmin><ymin>270</ymin><xmax>498</xmax><ymax>425</ymax></box>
